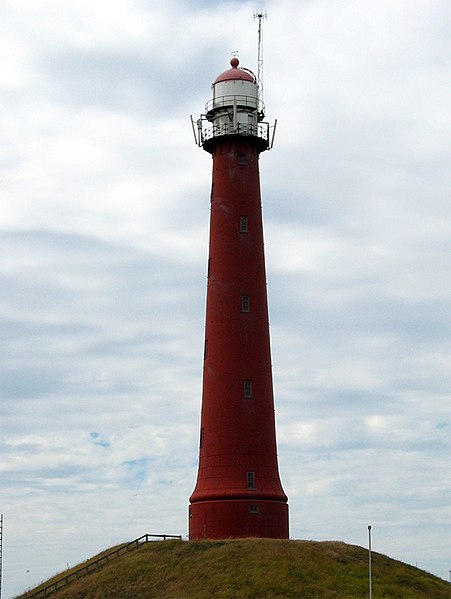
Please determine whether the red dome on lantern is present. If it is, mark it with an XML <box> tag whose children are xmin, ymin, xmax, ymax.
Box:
<box><xmin>214</xmin><ymin>57</ymin><xmax>255</xmax><ymax>84</ymax></box>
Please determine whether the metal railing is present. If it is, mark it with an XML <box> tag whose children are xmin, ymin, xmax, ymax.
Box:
<box><xmin>205</xmin><ymin>94</ymin><xmax>265</xmax><ymax>116</ymax></box>
<box><xmin>17</xmin><ymin>533</ymin><xmax>182</xmax><ymax>599</ymax></box>
<box><xmin>200</xmin><ymin>121</ymin><xmax>270</xmax><ymax>145</ymax></box>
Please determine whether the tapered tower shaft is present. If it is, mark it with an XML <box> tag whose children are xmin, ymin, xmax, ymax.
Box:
<box><xmin>189</xmin><ymin>58</ymin><xmax>288</xmax><ymax>539</ymax></box>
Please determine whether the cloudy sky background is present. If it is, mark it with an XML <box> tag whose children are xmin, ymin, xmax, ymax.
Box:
<box><xmin>1</xmin><ymin>0</ymin><xmax>450</xmax><ymax>595</ymax></box>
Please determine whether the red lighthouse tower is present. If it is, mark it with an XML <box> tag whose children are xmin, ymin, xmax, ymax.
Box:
<box><xmin>189</xmin><ymin>57</ymin><xmax>288</xmax><ymax>539</ymax></box>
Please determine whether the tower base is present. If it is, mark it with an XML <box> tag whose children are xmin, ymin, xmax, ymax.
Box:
<box><xmin>189</xmin><ymin>499</ymin><xmax>289</xmax><ymax>540</ymax></box>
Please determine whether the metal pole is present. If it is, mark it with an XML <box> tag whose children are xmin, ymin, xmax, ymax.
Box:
<box><xmin>253</xmin><ymin>10</ymin><xmax>267</xmax><ymax>106</ymax></box>
<box><xmin>368</xmin><ymin>525</ymin><xmax>372</xmax><ymax>599</ymax></box>
<box><xmin>0</xmin><ymin>514</ymin><xmax>3</xmax><ymax>599</ymax></box>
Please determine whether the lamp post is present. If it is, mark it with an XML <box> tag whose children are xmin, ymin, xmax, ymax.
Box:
<box><xmin>368</xmin><ymin>525</ymin><xmax>372</xmax><ymax>599</ymax></box>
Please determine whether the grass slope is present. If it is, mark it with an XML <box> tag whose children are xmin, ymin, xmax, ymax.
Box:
<box><xmin>18</xmin><ymin>538</ymin><xmax>449</xmax><ymax>599</ymax></box>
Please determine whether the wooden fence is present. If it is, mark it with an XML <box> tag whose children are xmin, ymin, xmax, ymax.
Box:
<box><xmin>18</xmin><ymin>533</ymin><xmax>182</xmax><ymax>599</ymax></box>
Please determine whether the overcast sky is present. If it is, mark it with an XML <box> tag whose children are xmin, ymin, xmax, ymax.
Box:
<box><xmin>1</xmin><ymin>0</ymin><xmax>450</xmax><ymax>596</ymax></box>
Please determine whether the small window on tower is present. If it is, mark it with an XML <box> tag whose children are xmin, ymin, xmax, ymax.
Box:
<box><xmin>238</xmin><ymin>153</ymin><xmax>247</xmax><ymax>165</ymax></box>
<box><xmin>204</xmin><ymin>339</ymin><xmax>208</xmax><ymax>359</ymax></box>
<box><xmin>247</xmin><ymin>471</ymin><xmax>256</xmax><ymax>489</ymax></box>
<box><xmin>240</xmin><ymin>215</ymin><xmax>249</xmax><ymax>233</ymax></box>
<box><xmin>241</xmin><ymin>295</ymin><xmax>250</xmax><ymax>312</ymax></box>
<box><xmin>200</xmin><ymin>428</ymin><xmax>204</xmax><ymax>449</ymax></box>
<box><xmin>249</xmin><ymin>505</ymin><xmax>259</xmax><ymax>514</ymax></box>
<box><xmin>207</xmin><ymin>257</ymin><xmax>211</xmax><ymax>278</ymax></box>
<box><xmin>243</xmin><ymin>380</ymin><xmax>253</xmax><ymax>398</ymax></box>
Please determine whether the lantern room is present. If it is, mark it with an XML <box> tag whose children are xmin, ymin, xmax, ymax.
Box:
<box><xmin>191</xmin><ymin>57</ymin><xmax>273</xmax><ymax>153</ymax></box>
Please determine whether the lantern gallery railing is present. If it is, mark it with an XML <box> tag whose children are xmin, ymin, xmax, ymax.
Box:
<box><xmin>191</xmin><ymin>118</ymin><xmax>277</xmax><ymax>150</ymax></box>
<box><xmin>202</xmin><ymin>121</ymin><xmax>269</xmax><ymax>142</ymax></box>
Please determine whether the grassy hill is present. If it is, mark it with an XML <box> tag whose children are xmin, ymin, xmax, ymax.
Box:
<box><xmin>17</xmin><ymin>538</ymin><xmax>449</xmax><ymax>599</ymax></box>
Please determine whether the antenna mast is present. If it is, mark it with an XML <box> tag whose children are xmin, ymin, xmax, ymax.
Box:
<box><xmin>254</xmin><ymin>10</ymin><xmax>267</xmax><ymax>110</ymax></box>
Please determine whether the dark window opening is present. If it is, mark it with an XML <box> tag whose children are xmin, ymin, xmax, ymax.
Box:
<box><xmin>207</xmin><ymin>257</ymin><xmax>211</xmax><ymax>278</ymax></box>
<box><xmin>240</xmin><ymin>215</ymin><xmax>249</xmax><ymax>233</ymax></box>
<box><xmin>200</xmin><ymin>428</ymin><xmax>204</xmax><ymax>449</ymax></box>
<box><xmin>243</xmin><ymin>379</ymin><xmax>253</xmax><ymax>398</ymax></box>
<box><xmin>241</xmin><ymin>295</ymin><xmax>250</xmax><ymax>312</ymax></box>
<box><xmin>238</xmin><ymin>153</ymin><xmax>247</xmax><ymax>165</ymax></box>
<box><xmin>247</xmin><ymin>471</ymin><xmax>256</xmax><ymax>489</ymax></box>
<box><xmin>249</xmin><ymin>505</ymin><xmax>259</xmax><ymax>514</ymax></box>
<box><xmin>204</xmin><ymin>339</ymin><xmax>208</xmax><ymax>359</ymax></box>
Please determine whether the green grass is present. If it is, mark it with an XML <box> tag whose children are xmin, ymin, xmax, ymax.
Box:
<box><xmin>17</xmin><ymin>538</ymin><xmax>450</xmax><ymax>599</ymax></box>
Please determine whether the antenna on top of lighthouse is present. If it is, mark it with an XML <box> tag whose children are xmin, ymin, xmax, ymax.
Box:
<box><xmin>254</xmin><ymin>10</ymin><xmax>267</xmax><ymax>107</ymax></box>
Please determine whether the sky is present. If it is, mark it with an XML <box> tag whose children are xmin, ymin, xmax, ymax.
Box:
<box><xmin>1</xmin><ymin>0</ymin><xmax>450</xmax><ymax>596</ymax></box>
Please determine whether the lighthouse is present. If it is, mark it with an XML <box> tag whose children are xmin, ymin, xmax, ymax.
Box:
<box><xmin>189</xmin><ymin>56</ymin><xmax>289</xmax><ymax>539</ymax></box>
